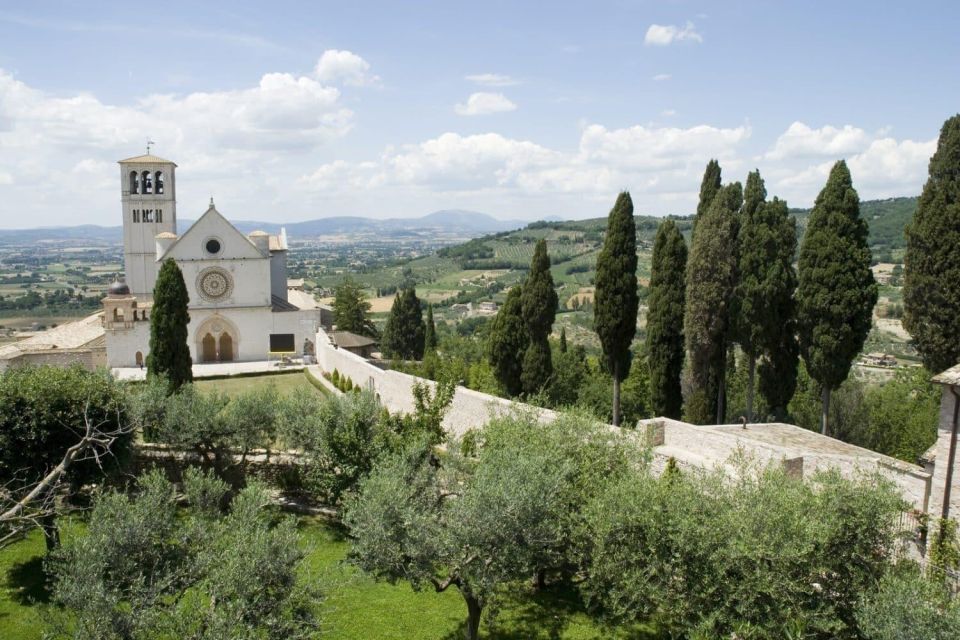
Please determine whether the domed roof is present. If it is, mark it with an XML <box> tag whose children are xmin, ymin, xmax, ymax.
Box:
<box><xmin>107</xmin><ymin>278</ymin><xmax>130</xmax><ymax>296</ymax></box>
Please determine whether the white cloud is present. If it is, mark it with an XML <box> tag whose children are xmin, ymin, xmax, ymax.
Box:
<box><xmin>644</xmin><ymin>22</ymin><xmax>703</xmax><ymax>46</ymax></box>
<box><xmin>454</xmin><ymin>92</ymin><xmax>517</xmax><ymax>116</ymax></box>
<box><xmin>764</xmin><ymin>121</ymin><xmax>871</xmax><ymax>160</ymax></box>
<box><xmin>653</xmin><ymin>73</ymin><xmax>672</xmax><ymax>81</ymax></box>
<box><xmin>465</xmin><ymin>73</ymin><xmax>520</xmax><ymax>87</ymax></box>
<box><xmin>661</xmin><ymin>109</ymin><xmax>677</xmax><ymax>117</ymax></box>
<box><xmin>0</xmin><ymin>66</ymin><xmax>358</xmax><ymax>225</ymax></box>
<box><xmin>314</xmin><ymin>49</ymin><xmax>380</xmax><ymax>87</ymax></box>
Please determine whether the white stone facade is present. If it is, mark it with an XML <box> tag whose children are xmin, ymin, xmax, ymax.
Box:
<box><xmin>104</xmin><ymin>153</ymin><xmax>321</xmax><ymax>367</ymax></box>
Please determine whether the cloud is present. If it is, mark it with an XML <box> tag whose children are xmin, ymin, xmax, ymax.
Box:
<box><xmin>465</xmin><ymin>73</ymin><xmax>520</xmax><ymax>87</ymax></box>
<box><xmin>764</xmin><ymin>121</ymin><xmax>871</xmax><ymax>160</ymax></box>
<box><xmin>300</xmin><ymin>122</ymin><xmax>750</xmax><ymax>200</ymax></box>
<box><xmin>661</xmin><ymin>109</ymin><xmax>677</xmax><ymax>117</ymax></box>
<box><xmin>653</xmin><ymin>73</ymin><xmax>672</xmax><ymax>81</ymax></box>
<box><xmin>644</xmin><ymin>22</ymin><xmax>703</xmax><ymax>46</ymax></box>
<box><xmin>454</xmin><ymin>92</ymin><xmax>517</xmax><ymax>116</ymax></box>
<box><xmin>0</xmin><ymin>65</ymin><xmax>359</xmax><ymax>225</ymax></box>
<box><xmin>314</xmin><ymin>49</ymin><xmax>380</xmax><ymax>87</ymax></box>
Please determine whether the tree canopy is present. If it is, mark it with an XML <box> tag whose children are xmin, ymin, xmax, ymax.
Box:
<box><xmin>684</xmin><ymin>182</ymin><xmax>742</xmax><ymax>424</ymax></box>
<box><xmin>797</xmin><ymin>161</ymin><xmax>877</xmax><ymax>435</ymax></box>
<box><xmin>904</xmin><ymin>113</ymin><xmax>960</xmax><ymax>373</ymax></box>
<box><xmin>594</xmin><ymin>191</ymin><xmax>639</xmax><ymax>426</ymax></box>
<box><xmin>646</xmin><ymin>219</ymin><xmax>687</xmax><ymax>419</ymax></box>
<box><xmin>382</xmin><ymin>287</ymin><xmax>426</xmax><ymax>361</ymax></box>
<box><xmin>520</xmin><ymin>239</ymin><xmax>558</xmax><ymax>394</ymax></box>
<box><xmin>333</xmin><ymin>277</ymin><xmax>378</xmax><ymax>337</ymax></box>
<box><xmin>148</xmin><ymin>258</ymin><xmax>192</xmax><ymax>391</ymax></box>
<box><xmin>487</xmin><ymin>284</ymin><xmax>528</xmax><ymax>396</ymax></box>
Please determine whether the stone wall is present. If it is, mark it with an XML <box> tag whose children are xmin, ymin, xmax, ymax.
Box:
<box><xmin>928</xmin><ymin>387</ymin><xmax>960</xmax><ymax>521</ymax></box>
<box><xmin>314</xmin><ymin>328</ymin><xmax>556</xmax><ymax>436</ymax></box>
<box><xmin>314</xmin><ymin>328</ymin><xmax>932</xmax><ymax>514</ymax></box>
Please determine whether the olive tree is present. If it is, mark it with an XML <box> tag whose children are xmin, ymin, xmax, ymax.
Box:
<box><xmin>46</xmin><ymin>468</ymin><xmax>317</xmax><ymax>640</ymax></box>
<box><xmin>583</xmin><ymin>463</ymin><xmax>905</xmax><ymax>638</ymax></box>
<box><xmin>344</xmin><ymin>410</ymin><xmax>634</xmax><ymax>640</ymax></box>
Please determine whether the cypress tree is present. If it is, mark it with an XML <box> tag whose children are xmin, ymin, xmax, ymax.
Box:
<box><xmin>796</xmin><ymin>161</ymin><xmax>877</xmax><ymax>436</ymax></box>
<box><xmin>684</xmin><ymin>182</ymin><xmax>742</xmax><ymax>424</ymax></box>
<box><xmin>382</xmin><ymin>288</ymin><xmax>425</xmax><ymax>360</ymax></box>
<box><xmin>734</xmin><ymin>172</ymin><xmax>799</xmax><ymax>421</ymax></box>
<box><xmin>424</xmin><ymin>303</ymin><xmax>437</xmax><ymax>352</ymax></box>
<box><xmin>693</xmin><ymin>159</ymin><xmax>722</xmax><ymax>237</ymax></box>
<box><xmin>488</xmin><ymin>284</ymin><xmax>528</xmax><ymax>396</ymax></box>
<box><xmin>333</xmin><ymin>277</ymin><xmax>376</xmax><ymax>337</ymax></box>
<box><xmin>559</xmin><ymin>326</ymin><xmax>568</xmax><ymax>353</ymax></box>
<box><xmin>646</xmin><ymin>219</ymin><xmax>687</xmax><ymax>419</ymax></box>
<box><xmin>521</xmin><ymin>239</ymin><xmax>558</xmax><ymax>394</ymax></box>
<box><xmin>904</xmin><ymin>114</ymin><xmax>960</xmax><ymax>373</ymax></box>
<box><xmin>594</xmin><ymin>192</ymin><xmax>639</xmax><ymax>426</ymax></box>
<box><xmin>148</xmin><ymin>259</ymin><xmax>192</xmax><ymax>392</ymax></box>
<box><xmin>758</xmin><ymin>325</ymin><xmax>799</xmax><ymax>421</ymax></box>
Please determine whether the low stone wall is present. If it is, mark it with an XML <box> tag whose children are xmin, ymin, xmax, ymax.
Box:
<box><xmin>315</xmin><ymin>328</ymin><xmax>556</xmax><ymax>436</ymax></box>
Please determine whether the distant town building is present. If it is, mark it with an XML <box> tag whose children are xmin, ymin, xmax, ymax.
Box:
<box><xmin>327</xmin><ymin>330</ymin><xmax>377</xmax><ymax>358</ymax></box>
<box><xmin>861</xmin><ymin>352</ymin><xmax>898</xmax><ymax>367</ymax></box>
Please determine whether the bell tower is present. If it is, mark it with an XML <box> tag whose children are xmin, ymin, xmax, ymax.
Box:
<box><xmin>119</xmin><ymin>148</ymin><xmax>177</xmax><ymax>298</ymax></box>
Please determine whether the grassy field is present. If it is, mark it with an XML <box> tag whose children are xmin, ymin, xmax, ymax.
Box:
<box><xmin>1</xmin><ymin>517</ymin><xmax>655</xmax><ymax>640</ymax></box>
<box><xmin>193</xmin><ymin>370</ymin><xmax>327</xmax><ymax>397</ymax></box>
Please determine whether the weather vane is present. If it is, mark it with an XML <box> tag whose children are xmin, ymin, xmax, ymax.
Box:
<box><xmin>146</xmin><ymin>139</ymin><xmax>155</xmax><ymax>155</ymax></box>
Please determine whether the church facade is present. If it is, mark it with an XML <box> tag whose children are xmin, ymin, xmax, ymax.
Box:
<box><xmin>103</xmin><ymin>153</ymin><xmax>322</xmax><ymax>368</ymax></box>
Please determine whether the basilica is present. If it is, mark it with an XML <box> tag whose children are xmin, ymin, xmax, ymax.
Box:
<box><xmin>102</xmin><ymin>153</ymin><xmax>323</xmax><ymax>368</ymax></box>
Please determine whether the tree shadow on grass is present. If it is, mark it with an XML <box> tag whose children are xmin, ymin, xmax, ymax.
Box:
<box><xmin>441</xmin><ymin>582</ymin><xmax>661</xmax><ymax>640</ymax></box>
<box><xmin>4</xmin><ymin>555</ymin><xmax>51</xmax><ymax>606</ymax></box>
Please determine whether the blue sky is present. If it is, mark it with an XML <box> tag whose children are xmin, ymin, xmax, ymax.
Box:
<box><xmin>0</xmin><ymin>0</ymin><xmax>958</xmax><ymax>227</ymax></box>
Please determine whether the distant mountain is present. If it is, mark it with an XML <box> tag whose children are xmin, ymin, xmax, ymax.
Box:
<box><xmin>0</xmin><ymin>210</ymin><xmax>527</xmax><ymax>244</ymax></box>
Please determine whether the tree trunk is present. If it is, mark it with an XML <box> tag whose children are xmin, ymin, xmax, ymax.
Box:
<box><xmin>716</xmin><ymin>355</ymin><xmax>726</xmax><ymax>425</ymax></box>
<box><xmin>746</xmin><ymin>355</ymin><xmax>756</xmax><ymax>423</ymax></box>
<box><xmin>612</xmin><ymin>360</ymin><xmax>621</xmax><ymax>427</ymax></box>
<box><xmin>41</xmin><ymin>513</ymin><xmax>60</xmax><ymax>551</ymax></box>
<box><xmin>821</xmin><ymin>386</ymin><xmax>831</xmax><ymax>436</ymax></box>
<box><xmin>533</xmin><ymin>568</ymin><xmax>546</xmax><ymax>591</ymax></box>
<box><xmin>464</xmin><ymin>593</ymin><xmax>483</xmax><ymax>640</ymax></box>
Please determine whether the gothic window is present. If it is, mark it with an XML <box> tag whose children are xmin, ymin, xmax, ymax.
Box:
<box><xmin>156</xmin><ymin>209</ymin><xmax>162</xmax><ymax>223</ymax></box>
<box><xmin>133</xmin><ymin>209</ymin><xmax>140</xmax><ymax>223</ymax></box>
<box><xmin>142</xmin><ymin>171</ymin><xmax>152</xmax><ymax>194</ymax></box>
<box><xmin>129</xmin><ymin>171</ymin><xmax>139</xmax><ymax>194</ymax></box>
<box><xmin>143</xmin><ymin>210</ymin><xmax>153</xmax><ymax>223</ymax></box>
<box><xmin>155</xmin><ymin>171</ymin><xmax>164</xmax><ymax>194</ymax></box>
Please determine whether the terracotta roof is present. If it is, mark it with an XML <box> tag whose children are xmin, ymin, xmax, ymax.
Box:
<box><xmin>933</xmin><ymin>364</ymin><xmax>960</xmax><ymax>386</ymax></box>
<box><xmin>118</xmin><ymin>153</ymin><xmax>177</xmax><ymax>166</ymax></box>
<box><xmin>329</xmin><ymin>330</ymin><xmax>377</xmax><ymax>349</ymax></box>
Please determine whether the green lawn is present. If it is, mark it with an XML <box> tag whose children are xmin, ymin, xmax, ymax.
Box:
<box><xmin>2</xmin><ymin>517</ymin><xmax>655</xmax><ymax>639</ymax></box>
<box><xmin>192</xmin><ymin>370</ymin><xmax>327</xmax><ymax>397</ymax></box>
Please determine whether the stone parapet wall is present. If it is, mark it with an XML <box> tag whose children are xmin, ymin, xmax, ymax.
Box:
<box><xmin>315</xmin><ymin>328</ymin><xmax>556</xmax><ymax>436</ymax></box>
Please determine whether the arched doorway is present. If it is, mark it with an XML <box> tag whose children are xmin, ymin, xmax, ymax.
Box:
<box><xmin>219</xmin><ymin>333</ymin><xmax>234</xmax><ymax>361</ymax></box>
<box><xmin>135</xmin><ymin>351</ymin><xmax>143</xmax><ymax>368</ymax></box>
<box><xmin>195</xmin><ymin>316</ymin><xmax>240</xmax><ymax>363</ymax></box>
<box><xmin>202</xmin><ymin>333</ymin><xmax>217</xmax><ymax>362</ymax></box>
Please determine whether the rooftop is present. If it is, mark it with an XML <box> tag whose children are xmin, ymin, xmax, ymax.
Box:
<box><xmin>0</xmin><ymin>312</ymin><xmax>106</xmax><ymax>361</ymax></box>
<box><xmin>933</xmin><ymin>363</ymin><xmax>960</xmax><ymax>386</ymax></box>
<box><xmin>329</xmin><ymin>330</ymin><xmax>377</xmax><ymax>349</ymax></box>
<box><xmin>118</xmin><ymin>153</ymin><xmax>177</xmax><ymax>166</ymax></box>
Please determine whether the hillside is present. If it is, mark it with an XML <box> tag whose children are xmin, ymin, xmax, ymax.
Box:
<box><xmin>326</xmin><ymin>197</ymin><xmax>917</xmax><ymax>317</ymax></box>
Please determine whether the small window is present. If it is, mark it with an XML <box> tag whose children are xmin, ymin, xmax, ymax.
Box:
<box><xmin>156</xmin><ymin>209</ymin><xmax>162</xmax><ymax>223</ymax></box>
<box><xmin>143</xmin><ymin>210</ymin><xmax>153</xmax><ymax>223</ymax></box>
<box><xmin>205</xmin><ymin>238</ymin><xmax>222</xmax><ymax>255</ymax></box>
<box><xmin>133</xmin><ymin>209</ymin><xmax>140</xmax><ymax>223</ymax></box>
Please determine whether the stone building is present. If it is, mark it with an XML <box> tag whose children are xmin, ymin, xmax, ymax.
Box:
<box><xmin>103</xmin><ymin>152</ymin><xmax>323</xmax><ymax>367</ymax></box>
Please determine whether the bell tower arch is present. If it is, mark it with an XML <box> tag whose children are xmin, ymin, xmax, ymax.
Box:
<box><xmin>119</xmin><ymin>148</ymin><xmax>177</xmax><ymax>298</ymax></box>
